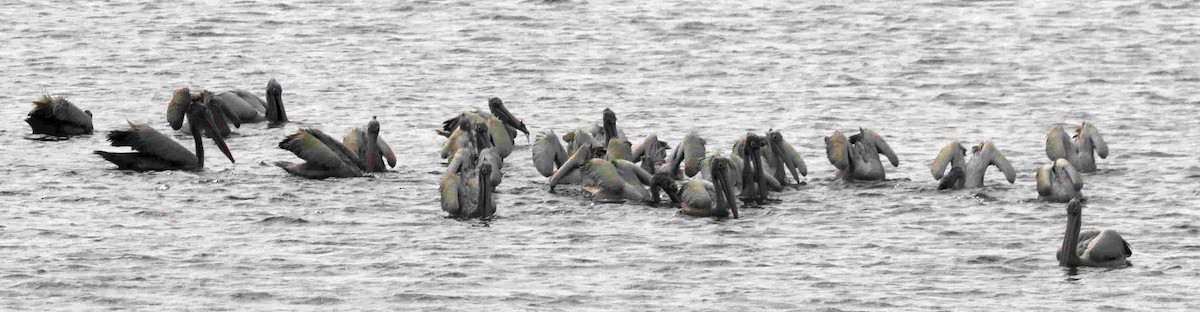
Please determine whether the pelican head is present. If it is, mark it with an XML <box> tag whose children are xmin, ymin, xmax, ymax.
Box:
<box><xmin>709</xmin><ymin>156</ymin><xmax>739</xmax><ymax>219</ymax></box>
<box><xmin>266</xmin><ymin>78</ymin><xmax>288</xmax><ymax>127</ymax></box>
<box><xmin>1067</xmin><ymin>197</ymin><xmax>1082</xmax><ymax>215</ymax></box>
<box><xmin>476</xmin><ymin>163</ymin><xmax>494</xmax><ymax>219</ymax></box>
<box><xmin>189</xmin><ymin>93</ymin><xmax>235</xmax><ymax>167</ymax></box>
<box><xmin>743</xmin><ymin>133</ymin><xmax>768</xmax><ymax>205</ymax></box>
<box><xmin>601</xmin><ymin>108</ymin><xmax>618</xmax><ymax>142</ymax></box>
<box><xmin>649</xmin><ymin>171</ymin><xmax>680</xmax><ymax>207</ymax></box>
<box><xmin>488</xmin><ymin>97</ymin><xmax>529</xmax><ymax>139</ymax></box>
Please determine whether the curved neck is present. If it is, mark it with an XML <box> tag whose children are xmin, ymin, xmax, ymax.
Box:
<box><xmin>1060</xmin><ymin>213</ymin><xmax>1082</xmax><ymax>267</ymax></box>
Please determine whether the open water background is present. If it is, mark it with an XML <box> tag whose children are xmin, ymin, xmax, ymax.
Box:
<box><xmin>1</xmin><ymin>0</ymin><xmax>1198</xmax><ymax>310</ymax></box>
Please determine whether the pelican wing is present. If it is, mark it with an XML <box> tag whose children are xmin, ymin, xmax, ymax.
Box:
<box><xmin>1045</xmin><ymin>125</ymin><xmax>1072</xmax><ymax>161</ymax></box>
<box><xmin>1035</xmin><ymin>164</ymin><xmax>1053</xmax><ymax>196</ymax></box>
<box><xmin>166</xmin><ymin>88</ymin><xmax>190</xmax><ymax>130</ymax></box>
<box><xmin>377</xmin><ymin>136</ymin><xmax>397</xmax><ymax>168</ymax></box>
<box><xmin>931</xmin><ymin>142</ymin><xmax>962</xmax><ymax>180</ymax></box>
<box><xmin>109</xmin><ymin>122</ymin><xmax>196</xmax><ymax>165</ymax></box>
<box><xmin>780</xmin><ymin>141</ymin><xmax>807</xmax><ymax>177</ymax></box>
<box><xmin>1082</xmin><ymin>122</ymin><xmax>1108</xmax><ymax>159</ymax></box>
<box><xmin>1081</xmin><ymin>230</ymin><xmax>1132</xmax><ymax>261</ymax></box>
<box><xmin>679</xmin><ymin>179</ymin><xmax>716</xmax><ymax>210</ymax></box>
<box><xmin>533</xmin><ymin>130</ymin><xmax>567</xmax><ymax>177</ymax></box>
<box><xmin>580</xmin><ymin>160</ymin><xmax>625</xmax><ymax>197</ymax></box>
<box><xmin>279</xmin><ymin>128</ymin><xmax>358</xmax><ymax>170</ymax></box>
<box><xmin>982</xmin><ymin>142</ymin><xmax>1016</xmax><ymax>184</ymax></box>
<box><xmin>342</xmin><ymin>128</ymin><xmax>366</xmax><ymax>158</ymax></box>
<box><xmin>486</xmin><ymin>116</ymin><xmax>514</xmax><ymax>158</ymax></box>
<box><xmin>212</xmin><ymin>91</ymin><xmax>260</xmax><ymax>123</ymax></box>
<box><xmin>612</xmin><ymin>159</ymin><xmax>653</xmax><ymax>186</ymax></box>
<box><xmin>605</xmin><ymin>138</ymin><xmax>633</xmax><ymax>162</ymax></box>
<box><xmin>680</xmin><ymin>131</ymin><xmax>706</xmax><ymax>177</ymax></box>
<box><xmin>863</xmin><ymin>129</ymin><xmax>899</xmax><ymax>167</ymax></box>
<box><xmin>1061</xmin><ymin>159</ymin><xmax>1083</xmax><ymax>191</ymax></box>
<box><xmin>825</xmin><ymin>131</ymin><xmax>850</xmax><ymax>170</ymax></box>
<box><xmin>230</xmin><ymin>89</ymin><xmax>267</xmax><ymax>113</ymax></box>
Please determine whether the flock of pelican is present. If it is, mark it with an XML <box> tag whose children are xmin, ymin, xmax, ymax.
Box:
<box><xmin>23</xmin><ymin>80</ymin><xmax>1130</xmax><ymax>268</ymax></box>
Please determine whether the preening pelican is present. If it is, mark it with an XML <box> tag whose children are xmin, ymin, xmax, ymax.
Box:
<box><xmin>666</xmin><ymin>130</ymin><xmax>706</xmax><ymax>179</ymax></box>
<box><xmin>825</xmin><ymin>128</ymin><xmax>899</xmax><ymax>181</ymax></box>
<box><xmin>275</xmin><ymin>128</ymin><xmax>365</xmax><ymax>179</ymax></box>
<box><xmin>1057</xmin><ymin>198</ymin><xmax>1132</xmax><ymax>268</ymax></box>
<box><xmin>763</xmin><ymin>129</ymin><xmax>807</xmax><ymax>186</ymax></box>
<box><xmin>548</xmin><ymin>141</ymin><xmax>662</xmax><ymax>203</ymax></box>
<box><xmin>25</xmin><ymin>94</ymin><xmax>93</xmax><ymax>137</ymax></box>
<box><xmin>96</xmin><ymin>101</ymin><xmax>234</xmax><ymax>171</ymax></box>
<box><xmin>343</xmin><ymin>117</ymin><xmax>397</xmax><ymax>172</ymax></box>
<box><xmin>930</xmin><ymin>140</ymin><xmax>1016</xmax><ymax>190</ymax></box>
<box><xmin>1036</xmin><ymin>158</ymin><xmax>1083</xmax><ymax>202</ymax></box>
<box><xmin>439</xmin><ymin>98</ymin><xmax>529</xmax><ymax>159</ymax></box>
<box><xmin>1046</xmin><ymin>122</ymin><xmax>1108</xmax><ymax>173</ymax></box>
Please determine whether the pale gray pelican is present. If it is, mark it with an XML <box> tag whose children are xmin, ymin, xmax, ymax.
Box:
<box><xmin>763</xmin><ymin>129</ymin><xmax>807</xmax><ymax>186</ymax></box>
<box><xmin>930</xmin><ymin>140</ymin><xmax>1016</xmax><ymax>190</ymax></box>
<box><xmin>275</xmin><ymin>128</ymin><xmax>365</xmax><ymax>179</ymax></box>
<box><xmin>1036</xmin><ymin>158</ymin><xmax>1083</xmax><ymax>202</ymax></box>
<box><xmin>1046</xmin><ymin>122</ymin><xmax>1108</xmax><ymax>173</ymax></box>
<box><xmin>676</xmin><ymin>156</ymin><xmax>739</xmax><ymax>219</ymax></box>
<box><xmin>825</xmin><ymin>128</ymin><xmax>899</xmax><ymax>181</ymax></box>
<box><xmin>440</xmin><ymin>162</ymin><xmax>496</xmax><ymax>220</ymax></box>
<box><xmin>548</xmin><ymin>141</ymin><xmax>669</xmax><ymax>204</ymax></box>
<box><xmin>342</xmin><ymin>117</ymin><xmax>397</xmax><ymax>172</ymax></box>
<box><xmin>1057</xmin><ymin>198</ymin><xmax>1132</xmax><ymax>268</ymax></box>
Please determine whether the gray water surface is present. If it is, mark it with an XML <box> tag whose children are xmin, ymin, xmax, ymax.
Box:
<box><xmin>1</xmin><ymin>0</ymin><xmax>1198</xmax><ymax>310</ymax></box>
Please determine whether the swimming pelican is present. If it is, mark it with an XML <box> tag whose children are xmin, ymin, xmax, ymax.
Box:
<box><xmin>631</xmin><ymin>133</ymin><xmax>670</xmax><ymax>174</ymax></box>
<box><xmin>825</xmin><ymin>128</ymin><xmax>899</xmax><ymax>181</ymax></box>
<box><xmin>1046</xmin><ymin>122</ymin><xmax>1108</xmax><ymax>173</ymax></box>
<box><xmin>439</xmin><ymin>98</ymin><xmax>529</xmax><ymax>159</ymax></box>
<box><xmin>275</xmin><ymin>128</ymin><xmax>366</xmax><ymax>179</ymax></box>
<box><xmin>532</xmin><ymin>129</ymin><xmax>569</xmax><ymax>177</ymax></box>
<box><xmin>737</xmin><ymin>133</ymin><xmax>772</xmax><ymax>205</ymax></box>
<box><xmin>930</xmin><ymin>140</ymin><xmax>1016</xmax><ymax>190</ymax></box>
<box><xmin>342</xmin><ymin>117</ymin><xmax>397</xmax><ymax>172</ymax></box>
<box><xmin>1057</xmin><ymin>198</ymin><xmax>1132</xmax><ymax>268</ymax></box>
<box><xmin>549</xmin><ymin>141</ymin><xmax>664</xmax><ymax>203</ymax></box>
<box><xmin>676</xmin><ymin>156</ymin><xmax>739</xmax><ymax>219</ymax></box>
<box><xmin>95</xmin><ymin>99</ymin><xmax>234</xmax><ymax>171</ymax></box>
<box><xmin>440</xmin><ymin>162</ymin><xmax>496</xmax><ymax>220</ymax></box>
<box><xmin>763</xmin><ymin>129</ymin><xmax>807</xmax><ymax>186</ymax></box>
<box><xmin>25</xmin><ymin>94</ymin><xmax>93</xmax><ymax>138</ymax></box>
<box><xmin>1036</xmin><ymin>158</ymin><xmax>1083</xmax><ymax>202</ymax></box>
<box><xmin>171</xmin><ymin>87</ymin><xmax>238</xmax><ymax>138</ymax></box>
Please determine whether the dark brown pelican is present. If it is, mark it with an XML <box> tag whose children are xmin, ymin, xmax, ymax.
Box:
<box><xmin>342</xmin><ymin>117</ymin><xmax>396</xmax><ymax>172</ymax></box>
<box><xmin>1058</xmin><ymin>198</ymin><xmax>1132</xmax><ymax>268</ymax></box>
<box><xmin>677</xmin><ymin>156</ymin><xmax>739</xmax><ymax>219</ymax></box>
<box><xmin>737</xmin><ymin>133</ymin><xmax>771</xmax><ymax>206</ymax></box>
<box><xmin>763</xmin><ymin>129</ymin><xmax>807</xmax><ymax>186</ymax></box>
<box><xmin>931</xmin><ymin>140</ymin><xmax>1016</xmax><ymax>190</ymax></box>
<box><xmin>95</xmin><ymin>99</ymin><xmax>235</xmax><ymax>171</ymax></box>
<box><xmin>174</xmin><ymin>79</ymin><xmax>288</xmax><ymax>136</ymax></box>
<box><xmin>25</xmin><ymin>94</ymin><xmax>93</xmax><ymax>138</ymax></box>
<box><xmin>825</xmin><ymin>128</ymin><xmax>899</xmax><ymax>181</ymax></box>
<box><xmin>1036</xmin><ymin>158</ymin><xmax>1083</xmax><ymax>202</ymax></box>
<box><xmin>275</xmin><ymin>128</ymin><xmax>366</xmax><ymax>179</ymax></box>
<box><xmin>1046</xmin><ymin>122</ymin><xmax>1108</xmax><ymax>173</ymax></box>
<box><xmin>439</xmin><ymin>98</ymin><xmax>529</xmax><ymax>159</ymax></box>
<box><xmin>171</xmin><ymin>87</ymin><xmax>238</xmax><ymax>138</ymax></box>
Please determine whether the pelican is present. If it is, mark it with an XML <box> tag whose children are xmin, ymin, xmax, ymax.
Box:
<box><xmin>439</xmin><ymin>98</ymin><xmax>529</xmax><ymax>159</ymax></box>
<box><xmin>25</xmin><ymin>94</ymin><xmax>93</xmax><ymax>138</ymax></box>
<box><xmin>447</xmin><ymin>121</ymin><xmax>503</xmax><ymax>189</ymax></box>
<box><xmin>631</xmin><ymin>133</ymin><xmax>670</xmax><ymax>174</ymax></box>
<box><xmin>441</xmin><ymin>161</ymin><xmax>496</xmax><ymax>220</ymax></box>
<box><xmin>1057</xmin><ymin>198</ymin><xmax>1132</xmax><ymax>268</ymax></box>
<box><xmin>665</xmin><ymin>130</ymin><xmax>706</xmax><ymax>179</ymax></box>
<box><xmin>1046</xmin><ymin>122</ymin><xmax>1108</xmax><ymax>173</ymax></box>
<box><xmin>342</xmin><ymin>117</ymin><xmax>397</xmax><ymax>172</ymax></box>
<box><xmin>170</xmin><ymin>87</ymin><xmax>238</xmax><ymax>138</ymax></box>
<box><xmin>95</xmin><ymin>98</ymin><xmax>234</xmax><ymax>171</ymax></box>
<box><xmin>548</xmin><ymin>141</ymin><xmax>665</xmax><ymax>203</ymax></box>
<box><xmin>930</xmin><ymin>140</ymin><xmax>1016</xmax><ymax>190</ymax></box>
<box><xmin>532</xmin><ymin>129</ymin><xmax>569</xmax><ymax>177</ymax></box>
<box><xmin>175</xmin><ymin>79</ymin><xmax>289</xmax><ymax>136</ymax></box>
<box><xmin>275</xmin><ymin>128</ymin><xmax>366</xmax><ymax>179</ymax></box>
<box><xmin>737</xmin><ymin>133</ymin><xmax>772</xmax><ymax>205</ymax></box>
<box><xmin>763</xmin><ymin>129</ymin><xmax>807</xmax><ymax>186</ymax></box>
<box><xmin>825</xmin><ymin>128</ymin><xmax>899</xmax><ymax>181</ymax></box>
<box><xmin>675</xmin><ymin>156</ymin><xmax>739</xmax><ymax>219</ymax></box>
<box><xmin>1036</xmin><ymin>158</ymin><xmax>1083</xmax><ymax>202</ymax></box>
